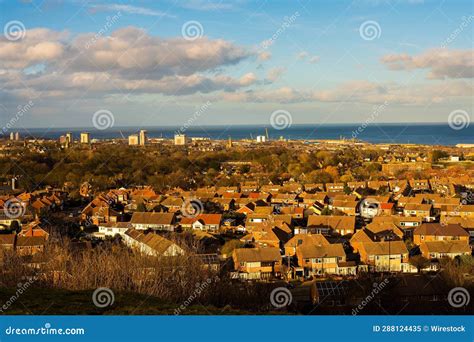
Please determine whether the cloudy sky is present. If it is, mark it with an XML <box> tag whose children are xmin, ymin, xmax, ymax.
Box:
<box><xmin>0</xmin><ymin>0</ymin><xmax>472</xmax><ymax>129</ymax></box>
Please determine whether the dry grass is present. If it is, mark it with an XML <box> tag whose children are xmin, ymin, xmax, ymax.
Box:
<box><xmin>0</xmin><ymin>238</ymin><xmax>277</xmax><ymax>311</ymax></box>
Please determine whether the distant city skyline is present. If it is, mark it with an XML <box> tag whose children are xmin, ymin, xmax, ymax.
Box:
<box><xmin>0</xmin><ymin>0</ymin><xmax>472</xmax><ymax>129</ymax></box>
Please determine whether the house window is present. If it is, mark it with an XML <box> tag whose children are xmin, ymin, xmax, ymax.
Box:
<box><xmin>316</xmin><ymin>258</ymin><xmax>322</xmax><ymax>263</ymax></box>
<box><xmin>421</xmin><ymin>235</ymin><xmax>424</xmax><ymax>240</ymax></box>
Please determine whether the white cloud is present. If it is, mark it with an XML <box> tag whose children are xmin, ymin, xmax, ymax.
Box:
<box><xmin>258</xmin><ymin>51</ymin><xmax>272</xmax><ymax>61</ymax></box>
<box><xmin>89</xmin><ymin>4</ymin><xmax>175</xmax><ymax>17</ymax></box>
<box><xmin>0</xmin><ymin>26</ymin><xmax>261</xmax><ymax>107</ymax></box>
<box><xmin>218</xmin><ymin>79</ymin><xmax>473</xmax><ymax>105</ymax></box>
<box><xmin>381</xmin><ymin>49</ymin><xmax>473</xmax><ymax>79</ymax></box>
<box><xmin>266</xmin><ymin>67</ymin><xmax>285</xmax><ymax>82</ymax></box>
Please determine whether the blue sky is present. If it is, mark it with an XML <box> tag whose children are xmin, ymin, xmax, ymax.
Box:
<box><xmin>0</xmin><ymin>0</ymin><xmax>472</xmax><ymax>129</ymax></box>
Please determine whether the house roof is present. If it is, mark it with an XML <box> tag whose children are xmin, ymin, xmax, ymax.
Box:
<box><xmin>459</xmin><ymin>205</ymin><xmax>474</xmax><ymax>213</ymax></box>
<box><xmin>160</xmin><ymin>197</ymin><xmax>184</xmax><ymax>207</ymax></box>
<box><xmin>404</xmin><ymin>203</ymin><xmax>432</xmax><ymax>211</ymax></box>
<box><xmin>125</xmin><ymin>228</ymin><xmax>180</xmax><ymax>254</ymax></box>
<box><xmin>19</xmin><ymin>221</ymin><xmax>49</xmax><ymax>238</ymax></box>
<box><xmin>0</xmin><ymin>234</ymin><xmax>15</xmax><ymax>245</ymax></box>
<box><xmin>414</xmin><ymin>223</ymin><xmax>469</xmax><ymax>237</ymax></box>
<box><xmin>366</xmin><ymin>222</ymin><xmax>404</xmax><ymax>238</ymax></box>
<box><xmin>233</xmin><ymin>247</ymin><xmax>281</xmax><ymax>262</ymax></box>
<box><xmin>307</xmin><ymin>215</ymin><xmax>355</xmax><ymax>230</ymax></box>
<box><xmin>130</xmin><ymin>212</ymin><xmax>175</xmax><ymax>225</ymax></box>
<box><xmin>286</xmin><ymin>233</ymin><xmax>330</xmax><ymax>248</ymax></box>
<box><xmin>242</xmin><ymin>224</ymin><xmax>280</xmax><ymax>244</ymax></box>
<box><xmin>253</xmin><ymin>206</ymin><xmax>273</xmax><ymax>215</ymax></box>
<box><xmin>332</xmin><ymin>200</ymin><xmax>358</xmax><ymax>208</ymax></box>
<box><xmin>398</xmin><ymin>196</ymin><xmax>423</xmax><ymax>205</ymax></box>
<box><xmin>194</xmin><ymin>214</ymin><xmax>222</xmax><ymax>225</ymax></box>
<box><xmin>421</xmin><ymin>240</ymin><xmax>470</xmax><ymax>254</ymax></box>
<box><xmin>380</xmin><ymin>203</ymin><xmax>394</xmax><ymax>210</ymax></box>
<box><xmin>180</xmin><ymin>214</ymin><xmax>222</xmax><ymax>226</ymax></box>
<box><xmin>297</xmin><ymin>243</ymin><xmax>345</xmax><ymax>258</ymax></box>
<box><xmin>441</xmin><ymin>217</ymin><xmax>474</xmax><ymax>229</ymax></box>
<box><xmin>358</xmin><ymin>240</ymin><xmax>408</xmax><ymax>255</ymax></box>
<box><xmin>350</xmin><ymin>229</ymin><xmax>373</xmax><ymax>243</ymax></box>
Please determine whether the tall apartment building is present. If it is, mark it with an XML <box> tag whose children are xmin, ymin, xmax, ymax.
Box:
<box><xmin>80</xmin><ymin>132</ymin><xmax>90</xmax><ymax>144</ymax></box>
<box><xmin>128</xmin><ymin>134</ymin><xmax>139</xmax><ymax>145</ymax></box>
<box><xmin>174</xmin><ymin>134</ymin><xmax>186</xmax><ymax>145</ymax></box>
<box><xmin>139</xmin><ymin>130</ymin><xmax>147</xmax><ymax>146</ymax></box>
<box><xmin>66</xmin><ymin>132</ymin><xmax>73</xmax><ymax>145</ymax></box>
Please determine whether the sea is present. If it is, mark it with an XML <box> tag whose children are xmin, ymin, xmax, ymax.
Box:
<box><xmin>17</xmin><ymin>123</ymin><xmax>474</xmax><ymax>146</ymax></box>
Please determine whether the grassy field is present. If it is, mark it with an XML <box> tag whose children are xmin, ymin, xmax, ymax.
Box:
<box><xmin>0</xmin><ymin>287</ymin><xmax>253</xmax><ymax>315</ymax></box>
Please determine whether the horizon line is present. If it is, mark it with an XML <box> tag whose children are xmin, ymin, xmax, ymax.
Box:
<box><xmin>19</xmin><ymin>122</ymin><xmax>458</xmax><ymax>130</ymax></box>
